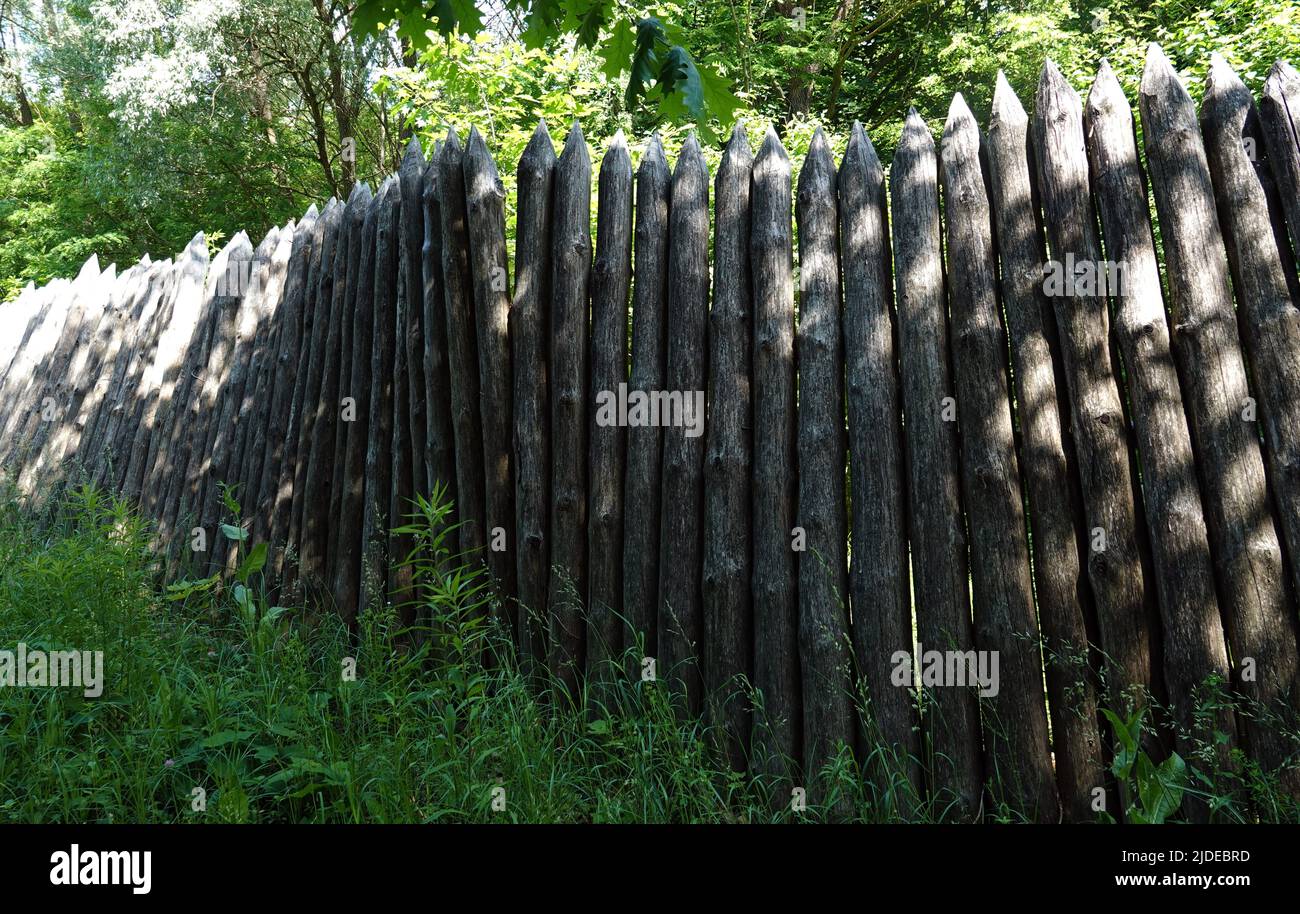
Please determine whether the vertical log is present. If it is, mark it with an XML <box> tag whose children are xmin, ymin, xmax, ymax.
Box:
<box><xmin>333</xmin><ymin>186</ymin><xmax>383</xmax><ymax>620</ymax></box>
<box><xmin>398</xmin><ymin>139</ymin><xmax>429</xmax><ymax>505</ymax></box>
<box><xmin>623</xmin><ymin>134</ymin><xmax>670</xmax><ymax>673</ymax></box>
<box><xmin>464</xmin><ymin>127</ymin><xmax>517</xmax><ymax>633</ymax></box>
<box><xmin>892</xmin><ymin>108</ymin><xmax>983</xmax><ymax>820</ymax></box>
<box><xmin>196</xmin><ymin>230</ymin><xmax>282</xmax><ymax>573</ymax></box>
<box><xmin>1033</xmin><ymin>61</ymin><xmax>1153</xmax><ymax>713</ymax></box>
<box><xmin>299</xmin><ymin>184</ymin><xmax>368</xmax><ymax>599</ymax></box>
<box><xmin>988</xmin><ymin>73</ymin><xmax>1103</xmax><ymax>823</ymax></box>
<box><xmin>122</xmin><ymin>235</ymin><xmax>207</xmax><ymax>503</ymax></box>
<box><xmin>1087</xmin><ymin>60</ymin><xmax>1237</xmax><ymax>811</ymax></box>
<box><xmin>1261</xmin><ymin>61</ymin><xmax>1300</xmax><ymax>257</ymax></box>
<box><xmin>389</xmin><ymin>176</ymin><xmax>417</xmax><ymax>621</ymax></box>
<box><xmin>941</xmin><ymin>95</ymin><xmax>1059</xmax><ymax>823</ymax></box>
<box><xmin>1140</xmin><ymin>46</ymin><xmax>1270</xmax><ymax>796</ymax></box>
<box><xmin>421</xmin><ymin>154</ymin><xmax>458</xmax><ymax>521</ymax></box>
<box><xmin>361</xmin><ymin>177</ymin><xmax>401</xmax><ymax>617</ymax></box>
<box><xmin>252</xmin><ymin>206</ymin><xmax>318</xmax><ymax>557</ymax></box>
<box><xmin>751</xmin><ymin>127</ymin><xmax>801</xmax><ymax>789</ymax></box>
<box><xmin>1201</xmin><ymin>58</ymin><xmax>1300</xmax><ymax>791</ymax></box>
<box><xmin>440</xmin><ymin>130</ymin><xmax>488</xmax><ymax>571</ymax></box>
<box><xmin>586</xmin><ymin>131</ymin><xmax>633</xmax><ymax>686</ymax></box>
<box><xmin>658</xmin><ymin>134</ymin><xmax>709</xmax><ymax>715</ymax></box>
<box><xmin>704</xmin><ymin>125</ymin><xmax>753</xmax><ymax>771</ymax></box>
<box><xmin>105</xmin><ymin>264</ymin><xmax>176</xmax><ymax>493</ymax></box>
<box><xmin>234</xmin><ymin>223</ymin><xmax>296</xmax><ymax>545</ymax></box>
<box><xmin>317</xmin><ymin>193</ymin><xmax>372</xmax><ymax>591</ymax></box>
<box><xmin>840</xmin><ymin>120</ymin><xmax>922</xmax><ymax>811</ymax></box>
<box><xmin>547</xmin><ymin>123</ymin><xmax>592</xmax><ymax>697</ymax></box>
<box><xmin>285</xmin><ymin>201</ymin><xmax>342</xmax><ymax>591</ymax></box>
<box><xmin>174</xmin><ymin>235</ymin><xmax>255</xmax><ymax>573</ymax></box>
<box><xmin>795</xmin><ymin>127</ymin><xmax>854</xmax><ymax>809</ymax></box>
<box><xmin>513</xmin><ymin>123</ymin><xmax>556</xmax><ymax>672</ymax></box>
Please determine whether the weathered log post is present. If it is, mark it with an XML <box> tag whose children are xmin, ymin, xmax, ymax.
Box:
<box><xmin>464</xmin><ymin>127</ymin><xmax>517</xmax><ymax>636</ymax></box>
<box><xmin>1140</xmin><ymin>47</ymin><xmax>1276</xmax><ymax>802</ymax></box>
<box><xmin>840</xmin><ymin>120</ymin><xmax>922</xmax><ymax>812</ymax></box>
<box><xmin>623</xmin><ymin>134</ymin><xmax>670</xmax><ymax>676</ymax></box>
<box><xmin>750</xmin><ymin>126</ymin><xmax>801</xmax><ymax>792</ymax></box>
<box><xmin>1201</xmin><ymin>57</ymin><xmax>1300</xmax><ymax>793</ymax></box>
<box><xmin>586</xmin><ymin>131</ymin><xmax>633</xmax><ymax>687</ymax></box>
<box><xmin>361</xmin><ymin>177</ymin><xmax>402</xmax><ymax>618</ymax></box>
<box><xmin>285</xmin><ymin>201</ymin><xmax>342</xmax><ymax>592</ymax></box>
<box><xmin>1090</xmin><ymin>59</ymin><xmax>1234</xmax><ymax>798</ymax></box>
<box><xmin>421</xmin><ymin>149</ymin><xmax>458</xmax><ymax>518</ymax></box>
<box><xmin>1033</xmin><ymin>61</ymin><xmax>1153</xmax><ymax>714</ymax></box>
<box><xmin>234</xmin><ymin>224</ymin><xmax>296</xmax><ymax>548</ymax></box>
<box><xmin>387</xmin><ymin>177</ymin><xmax>416</xmax><ymax>621</ymax></box>
<box><xmin>298</xmin><ymin>184</ymin><xmax>368</xmax><ymax>601</ymax></box>
<box><xmin>892</xmin><ymin>108</ymin><xmax>983</xmax><ymax>820</ymax></box>
<box><xmin>121</xmin><ymin>234</ymin><xmax>207</xmax><ymax>504</ymax></box>
<box><xmin>439</xmin><ymin>130</ymin><xmax>488</xmax><ymax>574</ymax></box>
<box><xmin>171</xmin><ymin>234</ymin><xmax>254</xmax><ymax>574</ymax></box>
<box><xmin>16</xmin><ymin>259</ymin><xmax>111</xmax><ymax>496</ymax></box>
<box><xmin>987</xmin><ymin>73</ymin><xmax>1103</xmax><ymax>823</ymax></box>
<box><xmin>1261</xmin><ymin>61</ymin><xmax>1300</xmax><ymax>257</ymax></box>
<box><xmin>252</xmin><ymin>207</ymin><xmax>318</xmax><ymax>559</ymax></box>
<box><xmin>392</xmin><ymin>141</ymin><xmax>427</xmax><ymax>622</ymax></box>
<box><xmin>198</xmin><ymin>229</ymin><xmax>282</xmax><ymax>576</ymax></box>
<box><xmin>941</xmin><ymin>94</ymin><xmax>1058</xmax><ymax>823</ymax></box>
<box><xmin>704</xmin><ymin>125</ymin><xmax>753</xmax><ymax>772</ymax></box>
<box><xmin>398</xmin><ymin>139</ymin><xmax>429</xmax><ymax>505</ymax></box>
<box><xmin>513</xmin><ymin>123</ymin><xmax>556</xmax><ymax>673</ymax></box>
<box><xmin>332</xmin><ymin>186</ymin><xmax>383</xmax><ymax>620</ymax></box>
<box><xmin>547</xmin><ymin>123</ymin><xmax>592</xmax><ymax>698</ymax></box>
<box><xmin>658</xmin><ymin>134</ymin><xmax>710</xmax><ymax>716</ymax></box>
<box><xmin>317</xmin><ymin>195</ymin><xmax>371</xmax><ymax>593</ymax></box>
<box><xmin>795</xmin><ymin>127</ymin><xmax>853</xmax><ymax>810</ymax></box>
<box><xmin>106</xmin><ymin>264</ymin><xmax>176</xmax><ymax>493</ymax></box>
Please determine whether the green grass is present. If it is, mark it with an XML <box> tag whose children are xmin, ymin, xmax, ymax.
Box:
<box><xmin>0</xmin><ymin>481</ymin><xmax>1296</xmax><ymax>823</ymax></box>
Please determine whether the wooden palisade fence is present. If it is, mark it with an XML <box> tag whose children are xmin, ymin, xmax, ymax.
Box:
<box><xmin>3</xmin><ymin>47</ymin><xmax>1300</xmax><ymax>823</ymax></box>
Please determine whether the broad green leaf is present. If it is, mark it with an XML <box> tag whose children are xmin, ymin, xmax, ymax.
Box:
<box><xmin>220</xmin><ymin>523</ymin><xmax>248</xmax><ymax>542</ymax></box>
<box><xmin>599</xmin><ymin>18</ymin><xmax>635</xmax><ymax>80</ymax></box>
<box><xmin>236</xmin><ymin>541</ymin><xmax>268</xmax><ymax>581</ymax></box>
<box><xmin>626</xmin><ymin>17</ymin><xmax>666</xmax><ymax>109</ymax></box>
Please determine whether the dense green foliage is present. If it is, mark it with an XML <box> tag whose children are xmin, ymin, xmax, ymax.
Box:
<box><xmin>1</xmin><ymin>484</ymin><xmax>1297</xmax><ymax>822</ymax></box>
<box><xmin>0</xmin><ymin>1</ymin><xmax>1296</xmax><ymax>296</ymax></box>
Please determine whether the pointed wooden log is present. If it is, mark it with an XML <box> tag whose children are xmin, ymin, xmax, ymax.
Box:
<box><xmin>440</xmin><ymin>129</ymin><xmax>488</xmax><ymax>579</ymax></box>
<box><xmin>285</xmin><ymin>201</ymin><xmax>343</xmax><ymax>593</ymax></box>
<box><xmin>795</xmin><ymin>126</ymin><xmax>854</xmax><ymax>813</ymax></box>
<box><xmin>840</xmin><ymin>120</ymin><xmax>922</xmax><ymax>813</ymax></box>
<box><xmin>464</xmin><ymin>127</ymin><xmax>517</xmax><ymax>637</ymax></box>
<box><xmin>988</xmin><ymin>72</ymin><xmax>1103</xmax><ymax>822</ymax></box>
<box><xmin>942</xmin><ymin>94</ymin><xmax>1058</xmax><ymax>822</ymax></box>
<box><xmin>1034</xmin><ymin>60</ymin><xmax>1154</xmax><ymax>715</ymax></box>
<box><xmin>361</xmin><ymin>177</ymin><xmax>402</xmax><ymax>618</ymax></box>
<box><xmin>623</xmin><ymin>133</ymin><xmax>670</xmax><ymax>676</ymax></box>
<box><xmin>585</xmin><ymin>131</ymin><xmax>633</xmax><ymax>689</ymax></box>
<box><xmin>421</xmin><ymin>149</ymin><xmax>457</xmax><ymax>523</ymax></box>
<box><xmin>751</xmin><ymin>126</ymin><xmax>801</xmax><ymax>791</ymax></box>
<box><xmin>892</xmin><ymin>109</ymin><xmax>983</xmax><ymax>820</ymax></box>
<box><xmin>252</xmin><ymin>206</ymin><xmax>319</xmax><ymax>565</ymax></box>
<box><xmin>547</xmin><ymin>123</ymin><xmax>592</xmax><ymax>697</ymax></box>
<box><xmin>704</xmin><ymin>124</ymin><xmax>754</xmax><ymax>772</ymax></box>
<box><xmin>333</xmin><ymin>185</ymin><xmax>383</xmax><ymax>620</ymax></box>
<box><xmin>658</xmin><ymin>133</ymin><xmax>710</xmax><ymax>715</ymax></box>
<box><xmin>1261</xmin><ymin>60</ymin><xmax>1300</xmax><ymax>258</ymax></box>
<box><xmin>513</xmin><ymin>123</ymin><xmax>556</xmax><ymax>676</ymax></box>
<box><xmin>1199</xmin><ymin>53</ymin><xmax>1300</xmax><ymax>790</ymax></box>
<box><xmin>298</xmin><ymin>184</ymin><xmax>368</xmax><ymax>600</ymax></box>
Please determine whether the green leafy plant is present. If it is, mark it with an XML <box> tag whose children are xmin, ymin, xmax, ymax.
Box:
<box><xmin>1101</xmin><ymin>706</ymin><xmax>1188</xmax><ymax>824</ymax></box>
